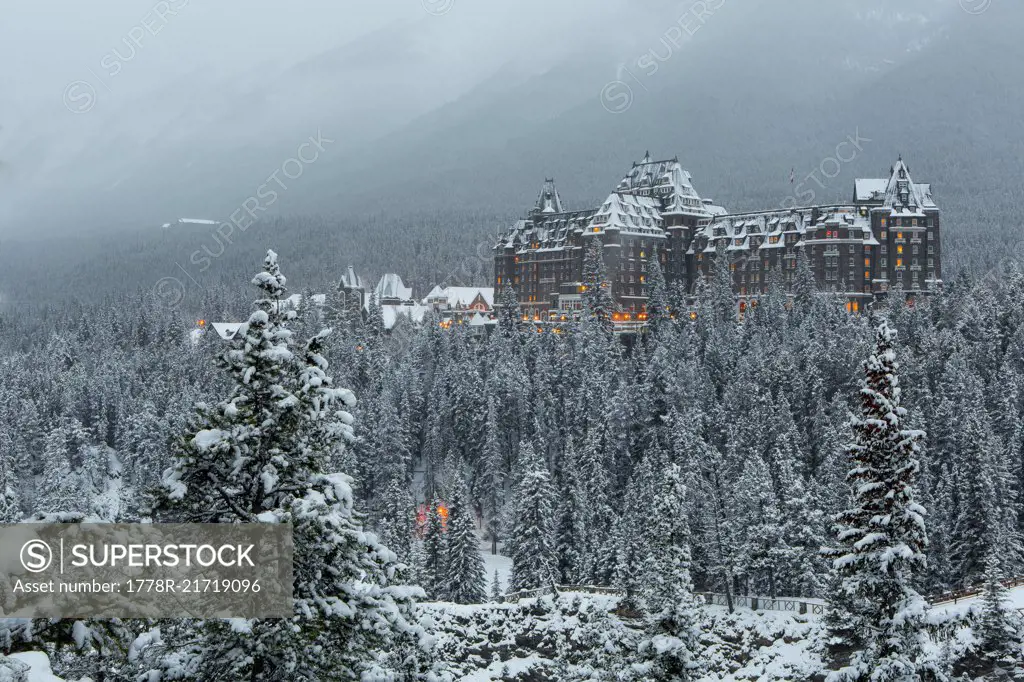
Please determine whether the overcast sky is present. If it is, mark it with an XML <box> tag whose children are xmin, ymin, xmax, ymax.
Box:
<box><xmin>0</xmin><ymin>0</ymin><xmax>969</xmax><ymax>236</ymax></box>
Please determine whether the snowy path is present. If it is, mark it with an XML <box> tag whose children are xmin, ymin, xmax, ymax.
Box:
<box><xmin>928</xmin><ymin>584</ymin><xmax>1024</xmax><ymax>621</ymax></box>
<box><xmin>480</xmin><ymin>539</ymin><xmax>512</xmax><ymax>593</ymax></box>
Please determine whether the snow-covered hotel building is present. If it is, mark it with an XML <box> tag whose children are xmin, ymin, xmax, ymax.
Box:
<box><xmin>493</xmin><ymin>153</ymin><xmax>941</xmax><ymax>321</ymax></box>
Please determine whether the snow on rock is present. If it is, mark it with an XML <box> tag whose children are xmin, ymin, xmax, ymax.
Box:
<box><xmin>421</xmin><ymin>591</ymin><xmax>825</xmax><ymax>681</ymax></box>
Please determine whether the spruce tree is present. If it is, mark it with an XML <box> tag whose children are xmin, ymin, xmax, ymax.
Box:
<box><xmin>642</xmin><ymin>464</ymin><xmax>701</xmax><ymax>681</ymax></box>
<box><xmin>156</xmin><ymin>250</ymin><xmax>429</xmax><ymax>680</ymax></box>
<box><xmin>555</xmin><ymin>438</ymin><xmax>587</xmax><ymax>585</ymax></box>
<box><xmin>508</xmin><ymin>441</ymin><xmax>557</xmax><ymax>591</ymax></box>
<box><xmin>582</xmin><ymin>238</ymin><xmax>615</xmax><ymax>331</ymax></box>
<box><xmin>490</xmin><ymin>570</ymin><xmax>503</xmax><ymax>603</ymax></box>
<box><xmin>645</xmin><ymin>245</ymin><xmax>672</xmax><ymax>340</ymax></box>
<box><xmin>443</xmin><ymin>474</ymin><xmax>487</xmax><ymax>604</ymax></box>
<box><xmin>976</xmin><ymin>551</ymin><xmax>1019</xmax><ymax>668</ymax></box>
<box><xmin>422</xmin><ymin>498</ymin><xmax>448</xmax><ymax>600</ymax></box>
<box><xmin>824</xmin><ymin>317</ymin><xmax>937</xmax><ymax>681</ymax></box>
<box><xmin>0</xmin><ymin>439</ymin><xmax>20</xmax><ymax>522</ymax></box>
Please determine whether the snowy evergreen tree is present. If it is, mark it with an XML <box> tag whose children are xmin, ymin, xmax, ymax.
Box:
<box><xmin>555</xmin><ymin>438</ymin><xmax>587</xmax><ymax>585</ymax></box>
<box><xmin>508</xmin><ymin>441</ymin><xmax>557</xmax><ymax>591</ymax></box>
<box><xmin>490</xmin><ymin>570</ymin><xmax>503</xmax><ymax>603</ymax></box>
<box><xmin>155</xmin><ymin>251</ymin><xmax>430</xmax><ymax>680</ymax></box>
<box><xmin>824</xmin><ymin>318</ymin><xmax>938</xmax><ymax>682</ymax></box>
<box><xmin>976</xmin><ymin>551</ymin><xmax>1020</xmax><ymax>669</ymax></box>
<box><xmin>641</xmin><ymin>464</ymin><xmax>701</xmax><ymax>681</ymax></box>
<box><xmin>0</xmin><ymin>439</ymin><xmax>20</xmax><ymax>522</ymax></box>
<box><xmin>422</xmin><ymin>498</ymin><xmax>448</xmax><ymax>600</ymax></box>
<box><xmin>645</xmin><ymin>245</ymin><xmax>672</xmax><ymax>340</ymax></box>
<box><xmin>443</xmin><ymin>474</ymin><xmax>487</xmax><ymax>604</ymax></box>
<box><xmin>582</xmin><ymin>238</ymin><xmax>615</xmax><ymax>331</ymax></box>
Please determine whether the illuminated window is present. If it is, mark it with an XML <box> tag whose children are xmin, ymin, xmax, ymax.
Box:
<box><xmin>897</xmin><ymin>245</ymin><xmax>904</xmax><ymax>254</ymax></box>
<box><xmin>897</xmin><ymin>258</ymin><xmax>903</xmax><ymax>268</ymax></box>
<box><xmin>864</xmin><ymin>258</ymin><xmax>870</xmax><ymax>267</ymax></box>
<box><xmin>864</xmin><ymin>270</ymin><xmax>870</xmax><ymax>280</ymax></box>
<box><xmin>897</xmin><ymin>232</ymin><xmax>903</xmax><ymax>240</ymax></box>
<box><xmin>880</xmin><ymin>231</ymin><xmax>887</xmax><ymax>239</ymax></box>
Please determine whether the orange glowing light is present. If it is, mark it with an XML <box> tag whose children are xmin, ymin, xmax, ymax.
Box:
<box><xmin>197</xmin><ymin>319</ymin><xmax>206</xmax><ymax>327</ymax></box>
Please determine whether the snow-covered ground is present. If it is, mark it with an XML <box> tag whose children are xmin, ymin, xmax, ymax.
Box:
<box><xmin>929</xmin><ymin>584</ymin><xmax>1024</xmax><ymax>621</ymax></box>
<box><xmin>480</xmin><ymin>539</ymin><xmax>512</xmax><ymax>593</ymax></box>
<box><xmin>1</xmin><ymin>652</ymin><xmax>67</xmax><ymax>682</ymax></box>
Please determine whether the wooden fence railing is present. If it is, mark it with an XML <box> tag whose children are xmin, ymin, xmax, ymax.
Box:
<box><xmin>928</xmin><ymin>575</ymin><xmax>1024</xmax><ymax>606</ymax></box>
<box><xmin>694</xmin><ymin>591</ymin><xmax>826</xmax><ymax>616</ymax></box>
<box><xmin>497</xmin><ymin>584</ymin><xmax>623</xmax><ymax>603</ymax></box>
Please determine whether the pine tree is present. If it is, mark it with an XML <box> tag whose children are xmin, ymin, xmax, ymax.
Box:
<box><xmin>582</xmin><ymin>238</ymin><xmax>615</xmax><ymax>331</ymax></box>
<box><xmin>976</xmin><ymin>551</ymin><xmax>1019</xmax><ymax>668</ymax></box>
<box><xmin>577</xmin><ymin>424</ymin><xmax>616</xmax><ymax>584</ymax></box>
<box><xmin>481</xmin><ymin>395</ymin><xmax>506</xmax><ymax>557</ymax></box>
<box><xmin>497</xmin><ymin>283</ymin><xmax>523</xmax><ymax>336</ymax></box>
<box><xmin>155</xmin><ymin>250</ymin><xmax>430</xmax><ymax>680</ymax></box>
<box><xmin>824</xmin><ymin>317</ymin><xmax>937</xmax><ymax>681</ymax></box>
<box><xmin>40</xmin><ymin>418</ymin><xmax>87</xmax><ymax>515</ymax></box>
<box><xmin>555</xmin><ymin>438</ymin><xmax>587</xmax><ymax>585</ymax></box>
<box><xmin>642</xmin><ymin>464</ymin><xmax>701</xmax><ymax>681</ymax></box>
<box><xmin>735</xmin><ymin>453</ymin><xmax>786</xmax><ymax>598</ymax></box>
<box><xmin>616</xmin><ymin>446</ymin><xmax>663</xmax><ymax>612</ymax></box>
<box><xmin>0</xmin><ymin>438</ymin><xmax>20</xmax><ymax>522</ymax></box>
<box><xmin>443</xmin><ymin>474</ymin><xmax>487</xmax><ymax>604</ymax></box>
<box><xmin>774</xmin><ymin>445</ymin><xmax>828</xmax><ymax>598</ymax></box>
<box><xmin>645</xmin><ymin>245</ymin><xmax>672</xmax><ymax>340</ymax></box>
<box><xmin>422</xmin><ymin>498</ymin><xmax>448</xmax><ymax>600</ymax></box>
<box><xmin>490</xmin><ymin>570</ymin><xmax>503</xmax><ymax>603</ymax></box>
<box><xmin>508</xmin><ymin>441</ymin><xmax>557</xmax><ymax>591</ymax></box>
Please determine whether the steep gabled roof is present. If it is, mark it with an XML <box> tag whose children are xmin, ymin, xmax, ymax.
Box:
<box><xmin>616</xmin><ymin>154</ymin><xmax>714</xmax><ymax>219</ymax></box>
<box><xmin>533</xmin><ymin>178</ymin><xmax>564</xmax><ymax>214</ymax></box>
<box><xmin>340</xmin><ymin>265</ymin><xmax>364</xmax><ymax>290</ymax></box>
<box><xmin>882</xmin><ymin>157</ymin><xmax>930</xmax><ymax>214</ymax></box>
<box><xmin>588</xmin><ymin>193</ymin><xmax>664</xmax><ymax>234</ymax></box>
<box><xmin>375</xmin><ymin>273</ymin><xmax>413</xmax><ymax>302</ymax></box>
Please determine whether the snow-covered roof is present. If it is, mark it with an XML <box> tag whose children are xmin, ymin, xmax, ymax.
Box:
<box><xmin>533</xmin><ymin>178</ymin><xmax>564</xmax><ymax>214</ymax></box>
<box><xmin>423</xmin><ymin>285</ymin><xmax>495</xmax><ymax>308</ymax></box>
<box><xmin>854</xmin><ymin>179</ymin><xmax>888</xmax><ymax>203</ymax></box>
<box><xmin>616</xmin><ymin>153</ymin><xmax>713</xmax><ymax>220</ymax></box>
<box><xmin>702</xmin><ymin>198</ymin><xmax>728</xmax><ymax>216</ymax></box>
<box><xmin>882</xmin><ymin>157</ymin><xmax>933</xmax><ymax>213</ymax></box>
<box><xmin>178</xmin><ymin>218</ymin><xmax>219</xmax><ymax>225</ymax></box>
<box><xmin>211</xmin><ymin>322</ymin><xmax>242</xmax><ymax>340</ymax></box>
<box><xmin>588</xmin><ymin>193</ymin><xmax>664</xmax><ymax>234</ymax></box>
<box><xmin>381</xmin><ymin>304</ymin><xmax>428</xmax><ymax>329</ymax></box>
<box><xmin>375</xmin><ymin>274</ymin><xmax>413</xmax><ymax>302</ymax></box>
<box><xmin>468</xmin><ymin>312</ymin><xmax>496</xmax><ymax>327</ymax></box>
<box><xmin>340</xmin><ymin>266</ymin><xmax>364</xmax><ymax>290</ymax></box>
<box><xmin>279</xmin><ymin>293</ymin><xmax>326</xmax><ymax>311</ymax></box>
